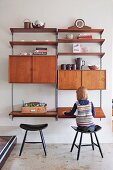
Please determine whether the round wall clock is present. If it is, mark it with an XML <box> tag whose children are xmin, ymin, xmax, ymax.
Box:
<box><xmin>75</xmin><ymin>19</ymin><xmax>85</xmax><ymax>28</ymax></box>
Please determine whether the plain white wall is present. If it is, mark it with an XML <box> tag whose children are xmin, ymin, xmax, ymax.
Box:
<box><xmin>0</xmin><ymin>0</ymin><xmax>113</xmax><ymax>143</ymax></box>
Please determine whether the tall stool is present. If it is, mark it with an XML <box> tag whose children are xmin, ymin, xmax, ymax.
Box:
<box><xmin>70</xmin><ymin>125</ymin><xmax>103</xmax><ymax>160</ymax></box>
<box><xmin>19</xmin><ymin>123</ymin><xmax>48</xmax><ymax>156</ymax></box>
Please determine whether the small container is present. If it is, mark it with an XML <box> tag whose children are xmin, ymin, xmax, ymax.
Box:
<box><xmin>66</xmin><ymin>34</ymin><xmax>74</xmax><ymax>39</ymax></box>
<box><xmin>66</xmin><ymin>64</ymin><xmax>72</xmax><ymax>70</ymax></box>
<box><xmin>71</xmin><ymin>64</ymin><xmax>76</xmax><ymax>70</ymax></box>
<box><xmin>24</xmin><ymin>19</ymin><xmax>31</xmax><ymax>28</ymax></box>
<box><xmin>61</xmin><ymin>64</ymin><xmax>66</xmax><ymax>70</ymax></box>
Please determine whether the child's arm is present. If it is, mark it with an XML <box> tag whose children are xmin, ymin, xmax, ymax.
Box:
<box><xmin>64</xmin><ymin>103</ymin><xmax>77</xmax><ymax>116</ymax></box>
<box><xmin>91</xmin><ymin>102</ymin><xmax>96</xmax><ymax>117</ymax></box>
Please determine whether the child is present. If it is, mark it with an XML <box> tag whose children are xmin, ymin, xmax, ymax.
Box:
<box><xmin>64</xmin><ymin>86</ymin><xmax>97</xmax><ymax>132</ymax></box>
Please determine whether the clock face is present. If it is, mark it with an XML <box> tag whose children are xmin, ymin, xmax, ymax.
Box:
<box><xmin>75</xmin><ymin>19</ymin><xmax>85</xmax><ymax>28</ymax></box>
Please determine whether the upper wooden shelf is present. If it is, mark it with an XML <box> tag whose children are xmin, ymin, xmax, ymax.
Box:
<box><xmin>58</xmin><ymin>28</ymin><xmax>104</xmax><ymax>34</ymax></box>
<box><xmin>10</xmin><ymin>28</ymin><xmax>104</xmax><ymax>34</ymax></box>
<box><xmin>9</xmin><ymin>41</ymin><xmax>57</xmax><ymax>47</ymax></box>
<box><xmin>58</xmin><ymin>52</ymin><xmax>105</xmax><ymax>57</ymax></box>
<box><xmin>58</xmin><ymin>39</ymin><xmax>105</xmax><ymax>44</ymax></box>
<box><xmin>10</xmin><ymin>28</ymin><xmax>57</xmax><ymax>33</ymax></box>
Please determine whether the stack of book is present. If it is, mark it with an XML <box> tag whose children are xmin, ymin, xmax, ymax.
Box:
<box><xmin>33</xmin><ymin>47</ymin><xmax>47</xmax><ymax>55</ymax></box>
<box><xmin>77</xmin><ymin>34</ymin><xmax>92</xmax><ymax>39</ymax></box>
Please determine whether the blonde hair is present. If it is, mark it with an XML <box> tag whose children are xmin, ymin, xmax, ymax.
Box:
<box><xmin>76</xmin><ymin>86</ymin><xmax>88</xmax><ymax>101</ymax></box>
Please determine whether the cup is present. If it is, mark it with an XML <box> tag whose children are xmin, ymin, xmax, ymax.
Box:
<box><xmin>71</xmin><ymin>64</ymin><xmax>76</xmax><ymax>70</ymax></box>
<box><xmin>61</xmin><ymin>64</ymin><xmax>66</xmax><ymax>70</ymax></box>
<box><xmin>66</xmin><ymin>64</ymin><xmax>72</xmax><ymax>70</ymax></box>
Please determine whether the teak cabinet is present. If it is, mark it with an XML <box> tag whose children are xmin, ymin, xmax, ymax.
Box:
<box><xmin>58</xmin><ymin>70</ymin><xmax>81</xmax><ymax>89</ymax></box>
<box><xmin>82</xmin><ymin>70</ymin><xmax>106</xmax><ymax>90</ymax></box>
<box><xmin>9</xmin><ymin>55</ymin><xmax>32</xmax><ymax>83</ymax></box>
<box><xmin>58</xmin><ymin>70</ymin><xmax>106</xmax><ymax>90</ymax></box>
<box><xmin>9</xmin><ymin>55</ymin><xmax>57</xmax><ymax>83</ymax></box>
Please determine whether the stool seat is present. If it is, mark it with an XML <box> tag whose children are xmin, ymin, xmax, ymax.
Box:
<box><xmin>72</xmin><ymin>125</ymin><xmax>102</xmax><ymax>133</ymax></box>
<box><xmin>20</xmin><ymin>123</ymin><xmax>48</xmax><ymax>131</ymax></box>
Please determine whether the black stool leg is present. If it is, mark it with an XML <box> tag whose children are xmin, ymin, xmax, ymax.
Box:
<box><xmin>90</xmin><ymin>133</ymin><xmax>94</xmax><ymax>150</ymax></box>
<box><xmin>77</xmin><ymin>132</ymin><xmax>83</xmax><ymax>160</ymax></box>
<box><xmin>19</xmin><ymin>130</ymin><xmax>28</xmax><ymax>156</ymax></box>
<box><xmin>40</xmin><ymin>130</ymin><xmax>47</xmax><ymax>156</ymax></box>
<box><xmin>70</xmin><ymin>131</ymin><xmax>78</xmax><ymax>152</ymax></box>
<box><xmin>94</xmin><ymin>132</ymin><xmax>103</xmax><ymax>158</ymax></box>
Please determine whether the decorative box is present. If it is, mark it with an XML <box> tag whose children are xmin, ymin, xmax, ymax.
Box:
<box><xmin>21</xmin><ymin>106</ymin><xmax>47</xmax><ymax>113</ymax></box>
<box><xmin>21</xmin><ymin>102</ymin><xmax>47</xmax><ymax>113</ymax></box>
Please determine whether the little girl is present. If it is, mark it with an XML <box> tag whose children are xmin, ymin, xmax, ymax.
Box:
<box><xmin>64</xmin><ymin>86</ymin><xmax>97</xmax><ymax>132</ymax></box>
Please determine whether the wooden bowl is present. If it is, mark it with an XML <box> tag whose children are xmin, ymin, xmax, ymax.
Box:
<box><xmin>88</xmin><ymin>65</ymin><xmax>99</xmax><ymax>70</ymax></box>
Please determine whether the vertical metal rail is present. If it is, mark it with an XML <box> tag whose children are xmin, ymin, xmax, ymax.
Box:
<box><xmin>55</xmin><ymin>29</ymin><xmax>58</xmax><ymax>120</ymax></box>
<box><xmin>11</xmin><ymin>31</ymin><xmax>14</xmax><ymax>112</ymax></box>
<box><xmin>100</xmin><ymin>32</ymin><xmax>102</xmax><ymax>108</ymax></box>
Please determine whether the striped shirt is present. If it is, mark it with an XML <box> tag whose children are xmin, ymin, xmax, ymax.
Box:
<box><xmin>76</xmin><ymin>102</ymin><xmax>94</xmax><ymax>127</ymax></box>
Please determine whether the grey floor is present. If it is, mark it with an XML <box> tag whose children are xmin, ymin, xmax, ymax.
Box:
<box><xmin>2</xmin><ymin>143</ymin><xmax>113</xmax><ymax>170</ymax></box>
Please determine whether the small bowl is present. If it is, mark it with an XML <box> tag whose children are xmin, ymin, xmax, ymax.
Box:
<box><xmin>88</xmin><ymin>65</ymin><xmax>99</xmax><ymax>70</ymax></box>
<box><xmin>32</xmin><ymin>23</ymin><xmax>45</xmax><ymax>28</ymax></box>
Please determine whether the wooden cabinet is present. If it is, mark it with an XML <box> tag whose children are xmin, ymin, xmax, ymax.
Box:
<box><xmin>58</xmin><ymin>70</ymin><xmax>81</xmax><ymax>89</ymax></box>
<box><xmin>9</xmin><ymin>55</ymin><xmax>32</xmax><ymax>83</ymax></box>
<box><xmin>58</xmin><ymin>70</ymin><xmax>106</xmax><ymax>90</ymax></box>
<box><xmin>9</xmin><ymin>55</ymin><xmax>56</xmax><ymax>84</ymax></box>
<box><xmin>33</xmin><ymin>56</ymin><xmax>56</xmax><ymax>83</ymax></box>
<box><xmin>82</xmin><ymin>70</ymin><xmax>106</xmax><ymax>90</ymax></box>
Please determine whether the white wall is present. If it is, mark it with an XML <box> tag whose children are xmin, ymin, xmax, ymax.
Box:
<box><xmin>0</xmin><ymin>0</ymin><xmax>113</xmax><ymax>143</ymax></box>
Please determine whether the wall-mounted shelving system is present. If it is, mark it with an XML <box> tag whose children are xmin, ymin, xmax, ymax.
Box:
<box><xmin>8</xmin><ymin>27</ymin><xmax>106</xmax><ymax>119</ymax></box>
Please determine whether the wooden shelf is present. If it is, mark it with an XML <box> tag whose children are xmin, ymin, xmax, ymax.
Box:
<box><xmin>58</xmin><ymin>28</ymin><xmax>104</xmax><ymax>34</ymax></box>
<box><xmin>58</xmin><ymin>52</ymin><xmax>105</xmax><ymax>57</ymax></box>
<box><xmin>57</xmin><ymin>107</ymin><xmax>105</xmax><ymax>118</ymax></box>
<box><xmin>9</xmin><ymin>41</ymin><xmax>57</xmax><ymax>47</ymax></box>
<box><xmin>9</xmin><ymin>107</ymin><xmax>105</xmax><ymax>119</ymax></box>
<box><xmin>10</xmin><ymin>28</ymin><xmax>57</xmax><ymax>33</ymax></box>
<box><xmin>58</xmin><ymin>39</ymin><xmax>105</xmax><ymax>44</ymax></box>
<box><xmin>9</xmin><ymin>111</ymin><xmax>57</xmax><ymax>119</ymax></box>
<box><xmin>9</xmin><ymin>55</ymin><xmax>56</xmax><ymax>57</ymax></box>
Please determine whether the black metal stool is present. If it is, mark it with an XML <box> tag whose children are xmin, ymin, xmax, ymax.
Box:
<box><xmin>19</xmin><ymin>123</ymin><xmax>48</xmax><ymax>156</ymax></box>
<box><xmin>70</xmin><ymin>125</ymin><xmax>103</xmax><ymax>160</ymax></box>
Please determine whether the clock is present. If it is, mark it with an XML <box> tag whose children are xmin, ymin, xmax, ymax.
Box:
<box><xmin>75</xmin><ymin>19</ymin><xmax>85</xmax><ymax>28</ymax></box>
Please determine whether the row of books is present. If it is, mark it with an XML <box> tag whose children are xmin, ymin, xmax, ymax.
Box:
<box><xmin>77</xmin><ymin>34</ymin><xmax>92</xmax><ymax>39</ymax></box>
<box><xmin>33</xmin><ymin>48</ymin><xmax>47</xmax><ymax>55</ymax></box>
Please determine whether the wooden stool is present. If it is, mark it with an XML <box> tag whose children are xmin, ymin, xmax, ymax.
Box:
<box><xmin>19</xmin><ymin>123</ymin><xmax>48</xmax><ymax>156</ymax></box>
<box><xmin>70</xmin><ymin>125</ymin><xmax>103</xmax><ymax>160</ymax></box>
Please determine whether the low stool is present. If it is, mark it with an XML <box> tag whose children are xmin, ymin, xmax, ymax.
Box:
<box><xmin>70</xmin><ymin>125</ymin><xmax>103</xmax><ymax>160</ymax></box>
<box><xmin>19</xmin><ymin>123</ymin><xmax>48</xmax><ymax>156</ymax></box>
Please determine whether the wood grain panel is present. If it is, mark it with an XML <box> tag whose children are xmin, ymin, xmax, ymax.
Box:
<box><xmin>9</xmin><ymin>55</ymin><xmax>32</xmax><ymax>83</ymax></box>
<box><xmin>58</xmin><ymin>70</ymin><xmax>81</xmax><ymax>90</ymax></box>
<box><xmin>33</xmin><ymin>56</ymin><xmax>56</xmax><ymax>83</ymax></box>
<box><xmin>57</xmin><ymin>107</ymin><xmax>105</xmax><ymax>118</ymax></box>
<box><xmin>82</xmin><ymin>70</ymin><xmax>106</xmax><ymax>90</ymax></box>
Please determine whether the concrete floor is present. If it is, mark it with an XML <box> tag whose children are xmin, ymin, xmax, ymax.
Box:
<box><xmin>2</xmin><ymin>143</ymin><xmax>113</xmax><ymax>170</ymax></box>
